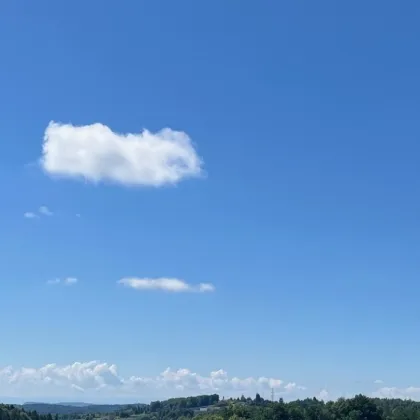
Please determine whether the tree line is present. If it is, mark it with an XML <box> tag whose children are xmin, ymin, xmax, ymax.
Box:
<box><xmin>4</xmin><ymin>394</ymin><xmax>420</xmax><ymax>420</ymax></box>
<box><xmin>0</xmin><ymin>405</ymin><xmax>57</xmax><ymax>420</ymax></box>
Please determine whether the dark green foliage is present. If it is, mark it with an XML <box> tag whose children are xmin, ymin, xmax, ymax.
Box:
<box><xmin>0</xmin><ymin>405</ymin><xmax>47</xmax><ymax>420</ymax></box>
<box><xmin>195</xmin><ymin>395</ymin><xmax>420</xmax><ymax>420</ymax></box>
<box><xmin>5</xmin><ymin>394</ymin><xmax>420</xmax><ymax>420</ymax></box>
<box><xmin>21</xmin><ymin>406</ymin><xmax>132</xmax><ymax>416</ymax></box>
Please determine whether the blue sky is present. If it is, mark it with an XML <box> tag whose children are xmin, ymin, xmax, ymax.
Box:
<box><xmin>1</xmin><ymin>0</ymin><xmax>420</xmax><ymax>403</ymax></box>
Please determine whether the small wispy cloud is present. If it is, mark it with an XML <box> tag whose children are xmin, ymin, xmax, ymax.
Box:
<box><xmin>198</xmin><ymin>283</ymin><xmax>215</xmax><ymax>292</ymax></box>
<box><xmin>24</xmin><ymin>212</ymin><xmax>38</xmax><ymax>219</ymax></box>
<box><xmin>64</xmin><ymin>277</ymin><xmax>78</xmax><ymax>285</ymax></box>
<box><xmin>317</xmin><ymin>389</ymin><xmax>329</xmax><ymax>401</ymax></box>
<box><xmin>39</xmin><ymin>206</ymin><xmax>53</xmax><ymax>216</ymax></box>
<box><xmin>284</xmin><ymin>382</ymin><xmax>307</xmax><ymax>392</ymax></box>
<box><xmin>71</xmin><ymin>384</ymin><xmax>85</xmax><ymax>393</ymax></box>
<box><xmin>118</xmin><ymin>277</ymin><xmax>215</xmax><ymax>293</ymax></box>
<box><xmin>46</xmin><ymin>278</ymin><xmax>61</xmax><ymax>285</ymax></box>
<box><xmin>373</xmin><ymin>386</ymin><xmax>420</xmax><ymax>399</ymax></box>
<box><xmin>24</xmin><ymin>206</ymin><xmax>53</xmax><ymax>219</ymax></box>
<box><xmin>47</xmin><ymin>277</ymin><xmax>78</xmax><ymax>286</ymax></box>
<box><xmin>374</xmin><ymin>379</ymin><xmax>384</xmax><ymax>384</ymax></box>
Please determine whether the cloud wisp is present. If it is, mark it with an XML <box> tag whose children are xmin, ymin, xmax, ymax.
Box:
<box><xmin>317</xmin><ymin>389</ymin><xmax>329</xmax><ymax>401</ymax></box>
<box><xmin>373</xmin><ymin>386</ymin><xmax>420</xmax><ymax>399</ymax></box>
<box><xmin>39</xmin><ymin>206</ymin><xmax>53</xmax><ymax>216</ymax></box>
<box><xmin>24</xmin><ymin>212</ymin><xmax>38</xmax><ymax>219</ymax></box>
<box><xmin>24</xmin><ymin>206</ymin><xmax>53</xmax><ymax>219</ymax></box>
<box><xmin>0</xmin><ymin>361</ymin><xmax>298</xmax><ymax>400</ymax></box>
<box><xmin>41</xmin><ymin>122</ymin><xmax>203</xmax><ymax>187</ymax></box>
<box><xmin>47</xmin><ymin>277</ymin><xmax>78</xmax><ymax>286</ymax></box>
<box><xmin>118</xmin><ymin>277</ymin><xmax>215</xmax><ymax>293</ymax></box>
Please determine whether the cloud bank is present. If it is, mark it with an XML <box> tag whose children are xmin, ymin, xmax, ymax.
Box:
<box><xmin>118</xmin><ymin>278</ymin><xmax>215</xmax><ymax>293</ymax></box>
<box><xmin>1</xmin><ymin>362</ymin><xmax>415</xmax><ymax>402</ymax></box>
<box><xmin>0</xmin><ymin>362</ymin><xmax>299</xmax><ymax>401</ymax></box>
<box><xmin>41</xmin><ymin>122</ymin><xmax>203</xmax><ymax>187</ymax></box>
<box><xmin>373</xmin><ymin>386</ymin><xmax>420</xmax><ymax>399</ymax></box>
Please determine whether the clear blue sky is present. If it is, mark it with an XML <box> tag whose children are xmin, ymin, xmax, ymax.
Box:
<box><xmin>1</xmin><ymin>0</ymin><xmax>420</xmax><ymax>403</ymax></box>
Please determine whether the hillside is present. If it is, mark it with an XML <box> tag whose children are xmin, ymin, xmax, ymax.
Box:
<box><xmin>5</xmin><ymin>394</ymin><xmax>420</xmax><ymax>420</ymax></box>
<box><xmin>21</xmin><ymin>404</ymin><xmax>130</xmax><ymax>416</ymax></box>
<box><xmin>0</xmin><ymin>405</ymin><xmax>41</xmax><ymax>420</ymax></box>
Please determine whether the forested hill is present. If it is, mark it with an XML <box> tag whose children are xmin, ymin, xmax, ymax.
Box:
<box><xmin>4</xmin><ymin>394</ymin><xmax>420</xmax><ymax>420</ymax></box>
<box><xmin>21</xmin><ymin>405</ymin><xmax>131</xmax><ymax>415</ymax></box>
<box><xmin>196</xmin><ymin>395</ymin><xmax>420</xmax><ymax>420</ymax></box>
<box><xmin>17</xmin><ymin>395</ymin><xmax>219</xmax><ymax>416</ymax></box>
<box><xmin>0</xmin><ymin>405</ymin><xmax>37</xmax><ymax>420</ymax></box>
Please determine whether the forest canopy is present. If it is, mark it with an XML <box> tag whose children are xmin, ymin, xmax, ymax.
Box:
<box><xmin>2</xmin><ymin>393</ymin><xmax>420</xmax><ymax>420</ymax></box>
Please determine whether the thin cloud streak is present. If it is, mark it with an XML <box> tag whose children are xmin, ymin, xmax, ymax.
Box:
<box><xmin>46</xmin><ymin>277</ymin><xmax>78</xmax><ymax>286</ymax></box>
<box><xmin>118</xmin><ymin>277</ymin><xmax>215</xmax><ymax>293</ymax></box>
<box><xmin>39</xmin><ymin>206</ymin><xmax>53</xmax><ymax>216</ymax></box>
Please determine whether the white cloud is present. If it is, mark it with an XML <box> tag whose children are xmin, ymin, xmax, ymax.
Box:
<box><xmin>64</xmin><ymin>277</ymin><xmax>78</xmax><ymax>285</ymax></box>
<box><xmin>41</xmin><ymin>122</ymin><xmax>203</xmax><ymax>187</ymax></box>
<box><xmin>118</xmin><ymin>278</ymin><xmax>215</xmax><ymax>293</ymax></box>
<box><xmin>46</xmin><ymin>279</ymin><xmax>61</xmax><ymax>285</ymax></box>
<box><xmin>0</xmin><ymin>362</ymin><xmax>292</xmax><ymax>401</ymax></box>
<box><xmin>47</xmin><ymin>277</ymin><xmax>78</xmax><ymax>286</ymax></box>
<box><xmin>24</xmin><ymin>206</ymin><xmax>53</xmax><ymax>219</ymax></box>
<box><xmin>71</xmin><ymin>384</ymin><xmax>85</xmax><ymax>393</ymax></box>
<box><xmin>317</xmin><ymin>389</ymin><xmax>329</xmax><ymax>401</ymax></box>
<box><xmin>198</xmin><ymin>283</ymin><xmax>216</xmax><ymax>292</ymax></box>
<box><xmin>284</xmin><ymin>382</ymin><xmax>306</xmax><ymax>392</ymax></box>
<box><xmin>373</xmin><ymin>386</ymin><xmax>420</xmax><ymax>399</ymax></box>
<box><xmin>374</xmin><ymin>379</ymin><xmax>384</xmax><ymax>384</ymax></box>
<box><xmin>39</xmin><ymin>206</ymin><xmax>53</xmax><ymax>216</ymax></box>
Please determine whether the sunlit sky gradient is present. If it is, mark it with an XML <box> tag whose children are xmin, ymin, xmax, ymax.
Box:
<box><xmin>1</xmin><ymin>0</ymin><xmax>420</xmax><ymax>403</ymax></box>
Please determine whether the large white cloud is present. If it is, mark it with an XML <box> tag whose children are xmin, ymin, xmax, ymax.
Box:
<box><xmin>118</xmin><ymin>278</ymin><xmax>215</xmax><ymax>293</ymax></box>
<box><xmin>0</xmin><ymin>362</ymin><xmax>302</xmax><ymax>401</ymax></box>
<box><xmin>41</xmin><ymin>122</ymin><xmax>203</xmax><ymax>187</ymax></box>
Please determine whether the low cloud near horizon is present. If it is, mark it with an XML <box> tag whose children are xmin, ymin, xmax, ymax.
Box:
<box><xmin>0</xmin><ymin>361</ymin><xmax>299</xmax><ymax>401</ymax></box>
<box><xmin>0</xmin><ymin>361</ymin><xmax>416</xmax><ymax>402</ymax></box>
<box><xmin>41</xmin><ymin>122</ymin><xmax>203</xmax><ymax>187</ymax></box>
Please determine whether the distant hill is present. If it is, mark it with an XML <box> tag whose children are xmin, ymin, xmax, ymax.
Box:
<box><xmin>21</xmin><ymin>404</ymin><xmax>130</xmax><ymax>415</ymax></box>
<box><xmin>1</xmin><ymin>404</ymin><xmax>32</xmax><ymax>420</ymax></box>
<box><xmin>10</xmin><ymin>394</ymin><xmax>420</xmax><ymax>420</ymax></box>
<box><xmin>24</xmin><ymin>403</ymin><xmax>93</xmax><ymax>408</ymax></box>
